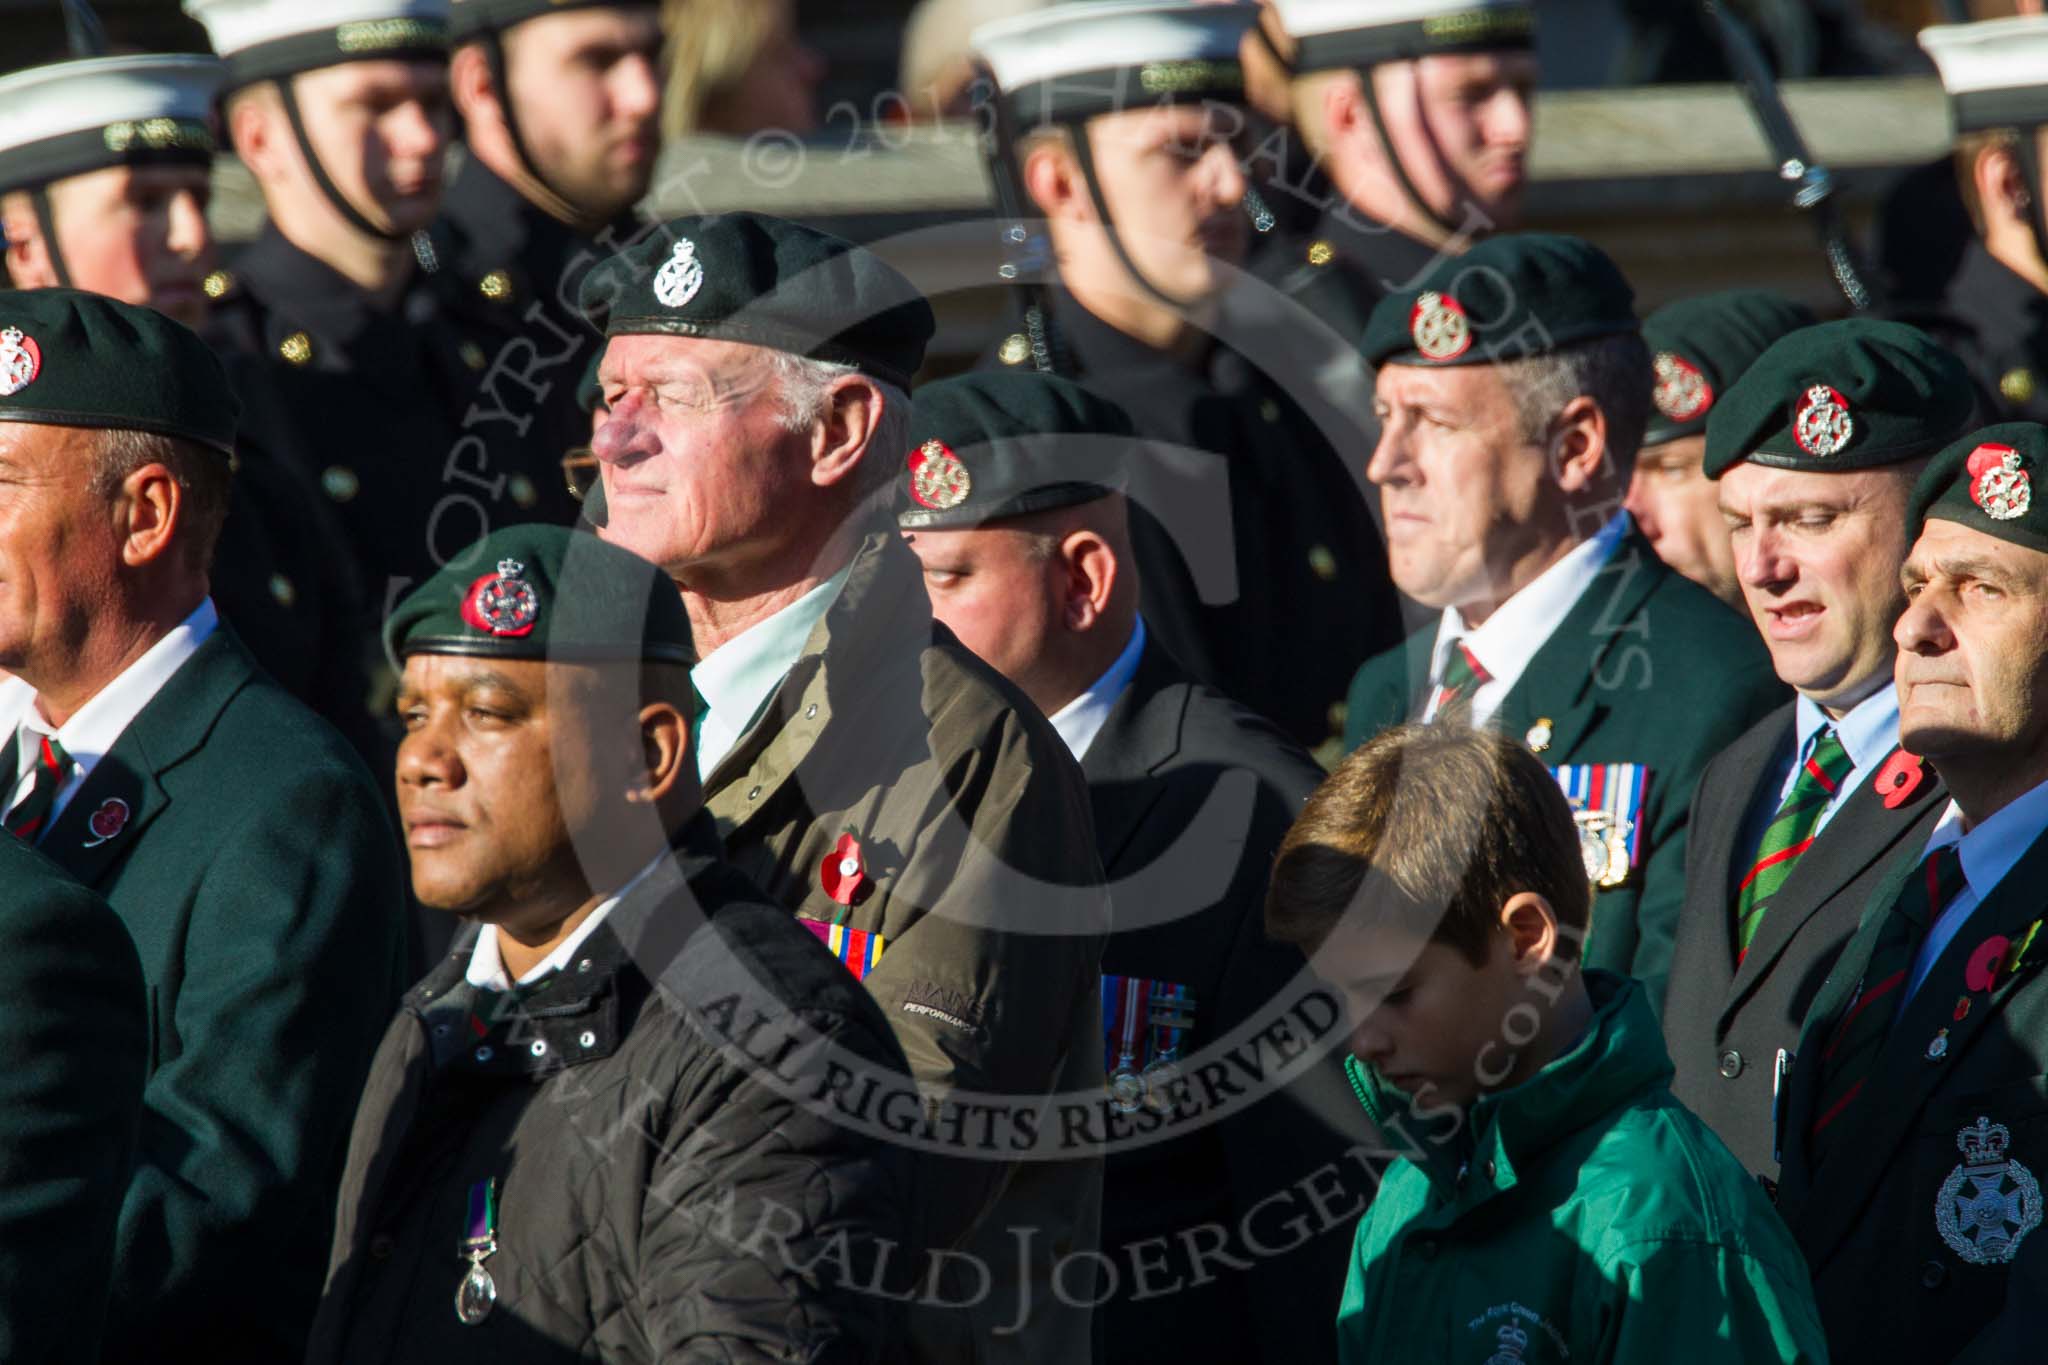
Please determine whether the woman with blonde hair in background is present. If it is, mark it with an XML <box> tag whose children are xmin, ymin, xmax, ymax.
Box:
<box><xmin>661</xmin><ymin>0</ymin><xmax>824</xmax><ymax>138</ymax></box>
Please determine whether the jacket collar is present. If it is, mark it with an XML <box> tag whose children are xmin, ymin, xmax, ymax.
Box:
<box><xmin>703</xmin><ymin>529</ymin><xmax>935</xmax><ymax>806</ymax></box>
<box><xmin>1348</xmin><ymin>971</ymin><xmax>1670</xmax><ymax>1208</ymax></box>
<box><xmin>37</xmin><ymin>627</ymin><xmax>260</xmax><ymax>887</ymax></box>
<box><xmin>1079</xmin><ymin>633</ymin><xmax>1189</xmax><ymax>866</ymax></box>
<box><xmin>407</xmin><ymin>811</ymin><xmax>730</xmax><ymax>1077</ymax></box>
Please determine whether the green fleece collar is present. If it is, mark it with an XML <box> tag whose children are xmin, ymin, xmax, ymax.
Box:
<box><xmin>1347</xmin><ymin>970</ymin><xmax>1674</xmax><ymax>1203</ymax></box>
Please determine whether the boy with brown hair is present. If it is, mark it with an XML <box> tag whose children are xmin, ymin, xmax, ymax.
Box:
<box><xmin>1268</xmin><ymin>724</ymin><xmax>1828</xmax><ymax>1365</ymax></box>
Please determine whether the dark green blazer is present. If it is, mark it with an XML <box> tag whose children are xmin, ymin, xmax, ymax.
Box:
<box><xmin>0</xmin><ymin>836</ymin><xmax>146</xmax><ymax>1365</ymax></box>
<box><xmin>1777</xmin><ymin>819</ymin><xmax>2048</xmax><ymax>1364</ymax></box>
<box><xmin>24</xmin><ymin>625</ymin><xmax>408</xmax><ymax>1365</ymax></box>
<box><xmin>1343</xmin><ymin>534</ymin><xmax>1787</xmax><ymax>1007</ymax></box>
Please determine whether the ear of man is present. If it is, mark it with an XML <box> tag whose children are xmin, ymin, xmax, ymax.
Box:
<box><xmin>810</xmin><ymin>376</ymin><xmax>886</xmax><ymax>490</ymax></box>
<box><xmin>1059</xmin><ymin>526</ymin><xmax>1118</xmax><ymax>632</ymax></box>
<box><xmin>1549</xmin><ymin>394</ymin><xmax>1616</xmax><ymax>495</ymax></box>
<box><xmin>449</xmin><ymin>42</ymin><xmax>499</xmax><ymax>125</ymax></box>
<box><xmin>113</xmin><ymin>463</ymin><xmax>186</xmax><ymax>571</ymax></box>
<box><xmin>1021</xmin><ymin>135</ymin><xmax>1091</xmax><ymax>224</ymax></box>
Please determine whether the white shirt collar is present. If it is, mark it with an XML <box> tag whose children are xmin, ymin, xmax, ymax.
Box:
<box><xmin>0</xmin><ymin>599</ymin><xmax>218</xmax><ymax>830</ymax></box>
<box><xmin>464</xmin><ymin>851</ymin><xmax>672</xmax><ymax>991</ymax></box>
<box><xmin>692</xmin><ymin>565</ymin><xmax>852</xmax><ymax>780</ymax></box>
<box><xmin>1923</xmin><ymin>774</ymin><xmax>2048</xmax><ymax>905</ymax></box>
<box><xmin>1427</xmin><ymin>514</ymin><xmax>1630</xmax><ymax>726</ymax></box>
<box><xmin>1050</xmin><ymin>618</ymin><xmax>1147</xmax><ymax>762</ymax></box>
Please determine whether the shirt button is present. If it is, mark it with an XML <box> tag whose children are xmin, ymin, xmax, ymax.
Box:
<box><xmin>1719</xmin><ymin>1050</ymin><xmax>1743</xmax><ymax>1079</ymax></box>
<box><xmin>474</xmin><ymin>1045</ymin><xmax>493</xmax><ymax>1063</ymax></box>
<box><xmin>1921</xmin><ymin>1260</ymin><xmax>1947</xmax><ymax>1290</ymax></box>
<box><xmin>747</xmin><ymin>785</ymin><xmax>762</xmax><ymax>801</ymax></box>
<box><xmin>805</xmin><ymin>704</ymin><xmax>819</xmax><ymax>720</ymax></box>
<box><xmin>369</xmin><ymin>1234</ymin><xmax>396</xmax><ymax>1262</ymax></box>
<box><xmin>529</xmin><ymin>1039</ymin><xmax>548</xmax><ymax>1058</ymax></box>
<box><xmin>1483</xmin><ymin>1159</ymin><xmax>1497</xmax><ymax>1181</ymax></box>
<box><xmin>579</xmin><ymin>1030</ymin><xmax>598</xmax><ymax>1049</ymax></box>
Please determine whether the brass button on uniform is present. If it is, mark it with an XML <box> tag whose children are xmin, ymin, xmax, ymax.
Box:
<box><xmin>268</xmin><ymin>572</ymin><xmax>296</xmax><ymax>607</ymax></box>
<box><xmin>202</xmin><ymin>268</ymin><xmax>234</xmax><ymax>300</ymax></box>
<box><xmin>1308</xmin><ymin>543</ymin><xmax>1338</xmax><ymax>581</ymax></box>
<box><xmin>279</xmin><ymin>331</ymin><xmax>313</xmax><ymax>366</ymax></box>
<box><xmin>368</xmin><ymin>1234</ymin><xmax>396</xmax><ymax>1262</ymax></box>
<box><xmin>460</xmin><ymin>341</ymin><xmax>487</xmax><ymax>371</ymax></box>
<box><xmin>1307</xmin><ymin>240</ymin><xmax>1335</xmax><ymax>267</ymax></box>
<box><xmin>479</xmin><ymin>269</ymin><xmax>512</xmax><ymax>302</ymax></box>
<box><xmin>998</xmin><ymin>333</ymin><xmax>1031</xmax><ymax>367</ymax></box>
<box><xmin>509</xmin><ymin>474</ymin><xmax>538</xmax><ymax>508</ymax></box>
<box><xmin>2002</xmin><ymin>367</ymin><xmax>2037</xmax><ymax>405</ymax></box>
<box><xmin>1718</xmin><ymin>1050</ymin><xmax>1743</xmax><ymax>1079</ymax></box>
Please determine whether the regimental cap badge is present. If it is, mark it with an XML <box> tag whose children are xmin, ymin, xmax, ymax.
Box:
<box><xmin>1653</xmin><ymin>351</ymin><xmax>1714</xmax><ymax>422</ymax></box>
<box><xmin>653</xmin><ymin>237</ymin><xmax>705</xmax><ymax>309</ymax></box>
<box><xmin>1936</xmin><ymin>1114</ymin><xmax>2044</xmax><ymax>1265</ymax></box>
<box><xmin>1968</xmin><ymin>442</ymin><xmax>2032</xmax><ymax>521</ymax></box>
<box><xmin>0</xmin><ymin>326</ymin><xmax>43</xmax><ymax>397</ymax></box>
<box><xmin>1409</xmin><ymin>291</ymin><xmax>1472</xmax><ymax>362</ymax></box>
<box><xmin>460</xmin><ymin>557</ymin><xmax>540</xmax><ymax>638</ymax></box>
<box><xmin>1794</xmin><ymin>383</ymin><xmax>1855</xmax><ymax>457</ymax></box>
<box><xmin>907</xmin><ymin>439</ymin><xmax>972</xmax><ymax>511</ymax></box>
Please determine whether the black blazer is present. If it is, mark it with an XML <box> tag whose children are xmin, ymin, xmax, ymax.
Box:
<box><xmin>1664</xmin><ymin>700</ymin><xmax>1946</xmax><ymax>1179</ymax></box>
<box><xmin>1081</xmin><ymin>637</ymin><xmax>1372</xmax><ymax>1365</ymax></box>
<box><xmin>1777</xmin><ymin>812</ymin><xmax>2048</xmax><ymax>1363</ymax></box>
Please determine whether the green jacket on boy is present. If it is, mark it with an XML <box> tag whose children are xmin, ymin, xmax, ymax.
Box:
<box><xmin>1337</xmin><ymin>972</ymin><xmax>1829</xmax><ymax>1365</ymax></box>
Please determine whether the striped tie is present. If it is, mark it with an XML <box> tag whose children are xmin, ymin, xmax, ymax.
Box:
<box><xmin>1807</xmin><ymin>844</ymin><xmax>1967</xmax><ymax>1166</ymax></box>
<box><xmin>4</xmin><ymin>732</ymin><xmax>72</xmax><ymax>842</ymax></box>
<box><xmin>1734</xmin><ymin>728</ymin><xmax>1855</xmax><ymax>961</ymax></box>
<box><xmin>1430</xmin><ymin>642</ymin><xmax>1490</xmax><ymax>725</ymax></box>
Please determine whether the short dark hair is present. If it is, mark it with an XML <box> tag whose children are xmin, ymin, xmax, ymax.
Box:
<box><xmin>1266</xmin><ymin>723</ymin><xmax>1590</xmax><ymax>965</ymax></box>
<box><xmin>1498</xmin><ymin>331</ymin><xmax>1655</xmax><ymax>474</ymax></box>
<box><xmin>91</xmin><ymin>428</ymin><xmax>232</xmax><ymax>572</ymax></box>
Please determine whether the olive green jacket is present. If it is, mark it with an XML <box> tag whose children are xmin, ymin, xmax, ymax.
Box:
<box><xmin>703</xmin><ymin>531</ymin><xmax>1108</xmax><ymax>1365</ymax></box>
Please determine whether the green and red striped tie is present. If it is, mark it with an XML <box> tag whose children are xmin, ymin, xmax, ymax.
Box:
<box><xmin>1431</xmin><ymin>642</ymin><xmax>1489</xmax><ymax>725</ymax></box>
<box><xmin>1807</xmin><ymin>843</ymin><xmax>1967</xmax><ymax>1166</ymax></box>
<box><xmin>5</xmin><ymin>732</ymin><xmax>72</xmax><ymax>843</ymax></box>
<box><xmin>1733</xmin><ymin>728</ymin><xmax>1855</xmax><ymax>961</ymax></box>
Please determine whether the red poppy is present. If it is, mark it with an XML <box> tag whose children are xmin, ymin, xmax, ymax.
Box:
<box><xmin>1874</xmin><ymin>750</ymin><xmax>1928</xmax><ymax>810</ymax></box>
<box><xmin>1966</xmin><ymin>935</ymin><xmax>2012</xmax><ymax>995</ymax></box>
<box><xmin>819</xmin><ymin>832</ymin><xmax>869</xmax><ymax>907</ymax></box>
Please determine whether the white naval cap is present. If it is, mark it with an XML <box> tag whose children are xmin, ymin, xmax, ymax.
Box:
<box><xmin>972</xmin><ymin>0</ymin><xmax>1257</xmax><ymax>124</ymax></box>
<box><xmin>0</xmin><ymin>54</ymin><xmax>221</xmax><ymax>195</ymax></box>
<box><xmin>1268</xmin><ymin>0</ymin><xmax>1534</xmax><ymax>74</ymax></box>
<box><xmin>1921</xmin><ymin>17</ymin><xmax>2048</xmax><ymax>134</ymax></box>
<box><xmin>184</xmin><ymin>0</ymin><xmax>452</xmax><ymax>90</ymax></box>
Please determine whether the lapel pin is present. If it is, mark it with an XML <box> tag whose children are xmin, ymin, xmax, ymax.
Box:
<box><xmin>81</xmin><ymin>797</ymin><xmax>130</xmax><ymax>850</ymax></box>
<box><xmin>1967</xmin><ymin>934</ymin><xmax>2013</xmax><ymax>995</ymax></box>
<box><xmin>1526</xmin><ymin>718</ymin><xmax>1554</xmax><ymax>753</ymax></box>
<box><xmin>1875</xmin><ymin>749</ymin><xmax>1929</xmax><ymax>809</ymax></box>
<box><xmin>1955</xmin><ymin>994</ymin><xmax>1973</xmax><ymax>1023</ymax></box>
<box><xmin>1927</xmin><ymin>1028</ymin><xmax>1949</xmax><ymax>1062</ymax></box>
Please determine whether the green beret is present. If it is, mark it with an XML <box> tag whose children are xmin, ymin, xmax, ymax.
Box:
<box><xmin>1702</xmin><ymin>318</ymin><xmax>1975</xmax><ymax>479</ymax></box>
<box><xmin>581</xmin><ymin>214</ymin><xmax>936</xmax><ymax>392</ymax></box>
<box><xmin>895</xmin><ymin>373</ymin><xmax>1133</xmax><ymax>531</ymax></box>
<box><xmin>1360</xmin><ymin>232</ymin><xmax>1637</xmax><ymax>369</ymax></box>
<box><xmin>0</xmin><ymin>288</ymin><xmax>237</xmax><ymax>457</ymax></box>
<box><xmin>449</xmin><ymin>0</ymin><xmax>655</xmax><ymax>41</ymax></box>
<box><xmin>386</xmin><ymin>523</ymin><xmax>693</xmax><ymax>666</ymax></box>
<box><xmin>1641</xmin><ymin>290</ymin><xmax>1816</xmax><ymax>447</ymax></box>
<box><xmin>1910</xmin><ymin>422</ymin><xmax>2048</xmax><ymax>555</ymax></box>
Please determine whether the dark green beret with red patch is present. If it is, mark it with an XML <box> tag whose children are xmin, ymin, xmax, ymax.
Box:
<box><xmin>0</xmin><ymin>287</ymin><xmax>238</xmax><ymax>456</ymax></box>
<box><xmin>1358</xmin><ymin>232</ymin><xmax>1638</xmax><ymax>369</ymax></box>
<box><xmin>1910</xmin><ymin>422</ymin><xmax>2048</xmax><ymax>555</ymax></box>
<box><xmin>894</xmin><ymin>372</ymin><xmax>1134</xmax><ymax>530</ymax></box>
<box><xmin>1641</xmin><ymin>290</ymin><xmax>1816</xmax><ymax>447</ymax></box>
<box><xmin>386</xmin><ymin>522</ymin><xmax>694</xmax><ymax>665</ymax></box>
<box><xmin>1702</xmin><ymin>318</ymin><xmax>1976</xmax><ymax>479</ymax></box>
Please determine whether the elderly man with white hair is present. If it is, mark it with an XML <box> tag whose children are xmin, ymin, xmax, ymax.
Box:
<box><xmin>583</xmin><ymin>211</ymin><xmax>1107</xmax><ymax>1365</ymax></box>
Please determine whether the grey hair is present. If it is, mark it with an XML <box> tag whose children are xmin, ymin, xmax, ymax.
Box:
<box><xmin>1494</xmin><ymin>332</ymin><xmax>1654</xmax><ymax>473</ymax></box>
<box><xmin>766</xmin><ymin>350</ymin><xmax>912</xmax><ymax>498</ymax></box>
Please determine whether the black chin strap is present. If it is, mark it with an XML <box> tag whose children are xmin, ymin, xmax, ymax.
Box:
<box><xmin>278</xmin><ymin>75</ymin><xmax>409</xmax><ymax>243</ymax></box>
<box><xmin>1358</xmin><ymin>60</ymin><xmax>1463</xmax><ymax>243</ymax></box>
<box><xmin>478</xmin><ymin>30</ymin><xmax>584</xmax><ymax>226</ymax></box>
<box><xmin>28</xmin><ymin>190</ymin><xmax>73</xmax><ymax>288</ymax></box>
<box><xmin>1067</xmin><ymin>117</ymin><xmax>1217</xmax><ymax>314</ymax></box>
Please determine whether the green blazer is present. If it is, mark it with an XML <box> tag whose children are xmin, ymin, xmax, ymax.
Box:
<box><xmin>1343</xmin><ymin>535</ymin><xmax>1786</xmax><ymax>1007</ymax></box>
<box><xmin>24</xmin><ymin>625</ymin><xmax>408</xmax><ymax>1365</ymax></box>
<box><xmin>0</xmin><ymin>836</ymin><xmax>146</xmax><ymax>1365</ymax></box>
<box><xmin>1776</xmin><ymin>822</ymin><xmax>2048</xmax><ymax>1364</ymax></box>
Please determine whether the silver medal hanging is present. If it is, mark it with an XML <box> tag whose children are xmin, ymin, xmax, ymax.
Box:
<box><xmin>455</xmin><ymin>1176</ymin><xmax>500</xmax><ymax>1325</ymax></box>
<box><xmin>1108</xmin><ymin>977</ymin><xmax>1149</xmax><ymax>1115</ymax></box>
